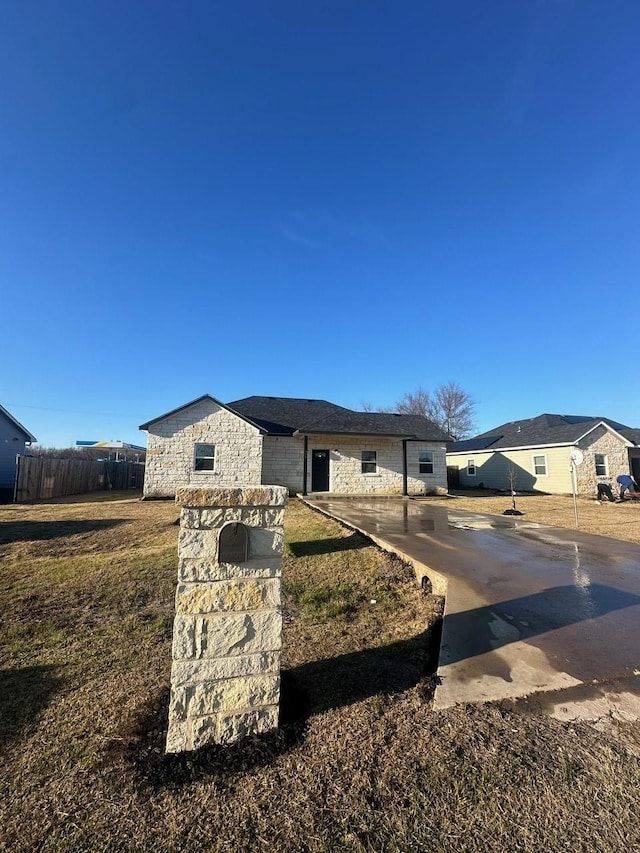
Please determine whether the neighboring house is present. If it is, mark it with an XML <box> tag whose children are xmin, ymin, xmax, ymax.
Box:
<box><xmin>139</xmin><ymin>394</ymin><xmax>450</xmax><ymax>498</ymax></box>
<box><xmin>0</xmin><ymin>404</ymin><xmax>36</xmax><ymax>502</ymax></box>
<box><xmin>447</xmin><ymin>413</ymin><xmax>640</xmax><ymax>496</ymax></box>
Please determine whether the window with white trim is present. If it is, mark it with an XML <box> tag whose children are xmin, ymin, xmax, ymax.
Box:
<box><xmin>194</xmin><ymin>443</ymin><xmax>216</xmax><ymax>471</ymax></box>
<box><xmin>532</xmin><ymin>454</ymin><xmax>547</xmax><ymax>476</ymax></box>
<box><xmin>419</xmin><ymin>451</ymin><xmax>434</xmax><ymax>474</ymax></box>
<box><xmin>467</xmin><ymin>459</ymin><xmax>476</xmax><ymax>476</ymax></box>
<box><xmin>361</xmin><ymin>450</ymin><xmax>377</xmax><ymax>474</ymax></box>
<box><xmin>595</xmin><ymin>453</ymin><xmax>608</xmax><ymax>476</ymax></box>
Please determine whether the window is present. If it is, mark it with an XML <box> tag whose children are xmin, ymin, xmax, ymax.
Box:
<box><xmin>532</xmin><ymin>454</ymin><xmax>547</xmax><ymax>476</ymax></box>
<box><xmin>419</xmin><ymin>451</ymin><xmax>434</xmax><ymax>474</ymax></box>
<box><xmin>467</xmin><ymin>459</ymin><xmax>476</xmax><ymax>476</ymax></box>
<box><xmin>361</xmin><ymin>450</ymin><xmax>377</xmax><ymax>474</ymax></box>
<box><xmin>194</xmin><ymin>443</ymin><xmax>216</xmax><ymax>471</ymax></box>
<box><xmin>595</xmin><ymin>453</ymin><xmax>608</xmax><ymax>476</ymax></box>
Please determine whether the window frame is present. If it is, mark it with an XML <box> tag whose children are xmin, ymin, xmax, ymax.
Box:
<box><xmin>467</xmin><ymin>459</ymin><xmax>476</xmax><ymax>477</ymax></box>
<box><xmin>194</xmin><ymin>443</ymin><xmax>216</xmax><ymax>472</ymax></box>
<box><xmin>419</xmin><ymin>451</ymin><xmax>434</xmax><ymax>474</ymax></box>
<box><xmin>532</xmin><ymin>454</ymin><xmax>547</xmax><ymax>477</ymax></box>
<box><xmin>361</xmin><ymin>450</ymin><xmax>377</xmax><ymax>474</ymax></box>
<box><xmin>594</xmin><ymin>453</ymin><xmax>608</xmax><ymax>477</ymax></box>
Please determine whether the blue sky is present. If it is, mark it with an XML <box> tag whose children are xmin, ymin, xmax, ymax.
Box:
<box><xmin>1</xmin><ymin>1</ymin><xmax>638</xmax><ymax>447</ymax></box>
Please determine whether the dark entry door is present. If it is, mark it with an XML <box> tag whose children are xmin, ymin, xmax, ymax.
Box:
<box><xmin>311</xmin><ymin>449</ymin><xmax>330</xmax><ymax>492</ymax></box>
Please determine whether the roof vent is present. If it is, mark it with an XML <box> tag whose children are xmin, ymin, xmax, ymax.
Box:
<box><xmin>517</xmin><ymin>426</ymin><xmax>521</xmax><ymax>433</ymax></box>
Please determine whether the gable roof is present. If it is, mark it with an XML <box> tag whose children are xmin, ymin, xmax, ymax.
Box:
<box><xmin>448</xmin><ymin>413</ymin><xmax>637</xmax><ymax>453</ymax></box>
<box><xmin>139</xmin><ymin>394</ymin><xmax>267</xmax><ymax>433</ymax></box>
<box><xmin>0</xmin><ymin>404</ymin><xmax>36</xmax><ymax>443</ymax></box>
<box><xmin>229</xmin><ymin>396</ymin><xmax>450</xmax><ymax>440</ymax></box>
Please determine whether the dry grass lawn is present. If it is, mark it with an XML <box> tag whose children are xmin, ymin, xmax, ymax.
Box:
<box><xmin>1</xmin><ymin>491</ymin><xmax>640</xmax><ymax>852</ymax></box>
<box><xmin>419</xmin><ymin>489</ymin><xmax>640</xmax><ymax>545</ymax></box>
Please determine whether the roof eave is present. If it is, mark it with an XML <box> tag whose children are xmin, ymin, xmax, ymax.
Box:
<box><xmin>0</xmin><ymin>404</ymin><xmax>37</xmax><ymax>443</ymax></box>
<box><xmin>293</xmin><ymin>428</ymin><xmax>441</xmax><ymax>440</ymax></box>
<box><xmin>576</xmin><ymin>421</ymin><xmax>634</xmax><ymax>447</ymax></box>
<box><xmin>447</xmin><ymin>440</ymin><xmax>577</xmax><ymax>454</ymax></box>
<box><xmin>139</xmin><ymin>394</ymin><xmax>267</xmax><ymax>434</ymax></box>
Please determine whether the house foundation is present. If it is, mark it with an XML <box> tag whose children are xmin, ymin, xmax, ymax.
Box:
<box><xmin>166</xmin><ymin>485</ymin><xmax>287</xmax><ymax>752</ymax></box>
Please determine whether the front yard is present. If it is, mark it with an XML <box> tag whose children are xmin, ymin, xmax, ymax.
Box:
<box><xmin>1</xmin><ymin>492</ymin><xmax>639</xmax><ymax>852</ymax></box>
<box><xmin>422</xmin><ymin>489</ymin><xmax>640</xmax><ymax>545</ymax></box>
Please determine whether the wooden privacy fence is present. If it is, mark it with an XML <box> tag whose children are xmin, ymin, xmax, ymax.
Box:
<box><xmin>14</xmin><ymin>457</ymin><xmax>145</xmax><ymax>502</ymax></box>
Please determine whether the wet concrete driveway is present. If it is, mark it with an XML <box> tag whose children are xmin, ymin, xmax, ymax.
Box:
<box><xmin>304</xmin><ymin>497</ymin><xmax>640</xmax><ymax>723</ymax></box>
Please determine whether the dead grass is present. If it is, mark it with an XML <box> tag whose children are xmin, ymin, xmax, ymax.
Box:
<box><xmin>1</xmin><ymin>491</ymin><xmax>640</xmax><ymax>852</ymax></box>
<box><xmin>418</xmin><ymin>489</ymin><xmax>640</xmax><ymax>545</ymax></box>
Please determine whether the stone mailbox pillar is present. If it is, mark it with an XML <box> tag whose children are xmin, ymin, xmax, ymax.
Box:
<box><xmin>166</xmin><ymin>486</ymin><xmax>288</xmax><ymax>753</ymax></box>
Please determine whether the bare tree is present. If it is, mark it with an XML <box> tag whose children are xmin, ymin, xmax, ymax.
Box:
<box><xmin>394</xmin><ymin>381</ymin><xmax>476</xmax><ymax>439</ymax></box>
<box><xmin>508</xmin><ymin>465</ymin><xmax>518</xmax><ymax>511</ymax></box>
<box><xmin>503</xmin><ymin>464</ymin><xmax>524</xmax><ymax>515</ymax></box>
<box><xmin>394</xmin><ymin>387</ymin><xmax>434</xmax><ymax>418</ymax></box>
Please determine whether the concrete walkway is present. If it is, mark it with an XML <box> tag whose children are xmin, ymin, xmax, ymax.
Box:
<box><xmin>303</xmin><ymin>496</ymin><xmax>640</xmax><ymax>724</ymax></box>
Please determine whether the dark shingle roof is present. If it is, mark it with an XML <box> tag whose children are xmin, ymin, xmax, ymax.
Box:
<box><xmin>227</xmin><ymin>397</ymin><xmax>351</xmax><ymax>435</ymax></box>
<box><xmin>448</xmin><ymin>413</ymin><xmax>637</xmax><ymax>452</ymax></box>
<box><xmin>229</xmin><ymin>396</ymin><xmax>449</xmax><ymax>441</ymax></box>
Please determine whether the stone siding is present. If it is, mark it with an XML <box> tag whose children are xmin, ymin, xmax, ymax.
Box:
<box><xmin>166</xmin><ymin>486</ymin><xmax>287</xmax><ymax>752</ymax></box>
<box><xmin>308</xmin><ymin>435</ymin><xmax>447</xmax><ymax>495</ymax></box>
<box><xmin>406</xmin><ymin>441</ymin><xmax>448</xmax><ymax>495</ymax></box>
<box><xmin>261</xmin><ymin>436</ymin><xmax>304</xmax><ymax>494</ymax></box>
<box><xmin>576</xmin><ymin>426</ymin><xmax>631</xmax><ymax>496</ymax></box>
<box><xmin>143</xmin><ymin>399</ymin><xmax>263</xmax><ymax>498</ymax></box>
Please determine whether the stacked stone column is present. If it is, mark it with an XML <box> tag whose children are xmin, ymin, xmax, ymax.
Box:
<box><xmin>166</xmin><ymin>486</ymin><xmax>287</xmax><ymax>753</ymax></box>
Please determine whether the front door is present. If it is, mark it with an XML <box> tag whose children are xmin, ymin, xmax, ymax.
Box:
<box><xmin>311</xmin><ymin>449</ymin><xmax>330</xmax><ymax>492</ymax></box>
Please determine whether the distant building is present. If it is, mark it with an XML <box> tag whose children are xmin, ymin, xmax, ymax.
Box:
<box><xmin>447</xmin><ymin>413</ymin><xmax>640</xmax><ymax>495</ymax></box>
<box><xmin>0</xmin><ymin>404</ymin><xmax>36</xmax><ymax>501</ymax></box>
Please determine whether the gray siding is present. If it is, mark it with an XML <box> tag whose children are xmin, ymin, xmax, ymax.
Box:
<box><xmin>0</xmin><ymin>411</ymin><xmax>27</xmax><ymax>490</ymax></box>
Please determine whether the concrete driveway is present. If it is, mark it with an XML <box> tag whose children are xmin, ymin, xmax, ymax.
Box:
<box><xmin>303</xmin><ymin>496</ymin><xmax>640</xmax><ymax>724</ymax></box>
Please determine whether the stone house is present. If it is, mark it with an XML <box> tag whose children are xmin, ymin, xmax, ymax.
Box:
<box><xmin>140</xmin><ymin>394</ymin><xmax>450</xmax><ymax>498</ymax></box>
<box><xmin>447</xmin><ymin>414</ymin><xmax>640</xmax><ymax>496</ymax></box>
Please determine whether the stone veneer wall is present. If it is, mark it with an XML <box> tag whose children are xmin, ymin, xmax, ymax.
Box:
<box><xmin>261</xmin><ymin>436</ymin><xmax>304</xmax><ymax>494</ymax></box>
<box><xmin>166</xmin><ymin>486</ymin><xmax>287</xmax><ymax>753</ymax></box>
<box><xmin>307</xmin><ymin>435</ymin><xmax>447</xmax><ymax>495</ymax></box>
<box><xmin>263</xmin><ymin>435</ymin><xmax>448</xmax><ymax>495</ymax></box>
<box><xmin>143</xmin><ymin>398</ymin><xmax>263</xmax><ymax>498</ymax></box>
<box><xmin>406</xmin><ymin>441</ymin><xmax>448</xmax><ymax>495</ymax></box>
<box><xmin>576</xmin><ymin>426</ymin><xmax>631</xmax><ymax>495</ymax></box>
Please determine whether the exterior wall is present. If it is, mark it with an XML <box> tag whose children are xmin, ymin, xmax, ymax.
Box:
<box><xmin>576</xmin><ymin>426</ymin><xmax>632</xmax><ymax>496</ymax></box>
<box><xmin>143</xmin><ymin>399</ymin><xmax>263</xmax><ymax>498</ymax></box>
<box><xmin>0</xmin><ymin>411</ymin><xmax>27</xmax><ymax>493</ymax></box>
<box><xmin>407</xmin><ymin>441</ymin><xmax>448</xmax><ymax>495</ymax></box>
<box><xmin>448</xmin><ymin>446</ymin><xmax>574</xmax><ymax>494</ymax></box>
<box><xmin>261</xmin><ymin>436</ymin><xmax>304</xmax><ymax>494</ymax></box>
<box><xmin>307</xmin><ymin>435</ymin><xmax>447</xmax><ymax>495</ymax></box>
